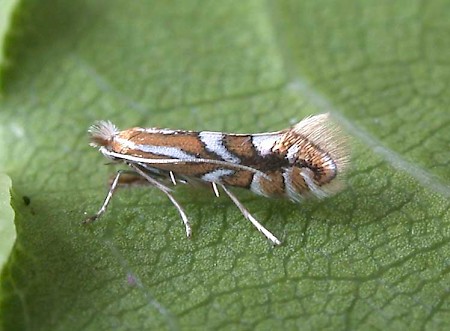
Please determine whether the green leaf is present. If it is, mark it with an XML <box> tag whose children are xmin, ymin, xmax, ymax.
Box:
<box><xmin>0</xmin><ymin>0</ymin><xmax>19</xmax><ymax>85</ymax></box>
<box><xmin>1</xmin><ymin>1</ymin><xmax>449</xmax><ymax>330</ymax></box>
<box><xmin>0</xmin><ymin>174</ymin><xmax>15</xmax><ymax>270</ymax></box>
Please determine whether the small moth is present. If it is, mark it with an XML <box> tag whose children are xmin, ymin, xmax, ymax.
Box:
<box><xmin>85</xmin><ymin>113</ymin><xmax>349</xmax><ymax>245</ymax></box>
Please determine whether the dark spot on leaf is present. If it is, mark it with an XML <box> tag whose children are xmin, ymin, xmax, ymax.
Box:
<box><xmin>23</xmin><ymin>196</ymin><xmax>31</xmax><ymax>206</ymax></box>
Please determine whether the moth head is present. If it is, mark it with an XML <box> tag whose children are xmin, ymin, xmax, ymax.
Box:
<box><xmin>88</xmin><ymin>120</ymin><xmax>119</xmax><ymax>148</ymax></box>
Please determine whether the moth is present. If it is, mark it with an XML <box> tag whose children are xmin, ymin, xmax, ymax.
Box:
<box><xmin>85</xmin><ymin>113</ymin><xmax>349</xmax><ymax>245</ymax></box>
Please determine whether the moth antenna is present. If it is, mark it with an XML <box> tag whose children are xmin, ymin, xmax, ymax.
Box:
<box><xmin>88</xmin><ymin>120</ymin><xmax>119</xmax><ymax>147</ymax></box>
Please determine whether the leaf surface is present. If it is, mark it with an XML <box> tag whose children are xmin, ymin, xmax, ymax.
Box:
<box><xmin>0</xmin><ymin>174</ymin><xmax>14</xmax><ymax>272</ymax></box>
<box><xmin>0</xmin><ymin>0</ymin><xmax>19</xmax><ymax>80</ymax></box>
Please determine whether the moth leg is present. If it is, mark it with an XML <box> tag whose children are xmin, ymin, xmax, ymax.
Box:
<box><xmin>169</xmin><ymin>171</ymin><xmax>177</xmax><ymax>185</ymax></box>
<box><xmin>107</xmin><ymin>169</ymin><xmax>150</xmax><ymax>187</ymax></box>
<box><xmin>84</xmin><ymin>170</ymin><xmax>125</xmax><ymax>224</ymax></box>
<box><xmin>219</xmin><ymin>184</ymin><xmax>281</xmax><ymax>246</ymax></box>
<box><xmin>211</xmin><ymin>182</ymin><xmax>220</xmax><ymax>197</ymax></box>
<box><xmin>130</xmin><ymin>164</ymin><xmax>192</xmax><ymax>238</ymax></box>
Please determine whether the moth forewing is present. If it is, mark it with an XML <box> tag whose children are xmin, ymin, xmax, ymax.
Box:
<box><xmin>86</xmin><ymin>113</ymin><xmax>349</xmax><ymax>245</ymax></box>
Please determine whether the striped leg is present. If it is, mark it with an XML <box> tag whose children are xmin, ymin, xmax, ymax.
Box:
<box><xmin>130</xmin><ymin>163</ymin><xmax>192</xmax><ymax>238</ymax></box>
<box><xmin>211</xmin><ymin>182</ymin><xmax>220</xmax><ymax>197</ymax></box>
<box><xmin>84</xmin><ymin>170</ymin><xmax>126</xmax><ymax>224</ymax></box>
<box><xmin>219</xmin><ymin>184</ymin><xmax>281</xmax><ymax>245</ymax></box>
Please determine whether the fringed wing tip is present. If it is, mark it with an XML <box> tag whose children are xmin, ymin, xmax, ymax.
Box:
<box><xmin>294</xmin><ymin>113</ymin><xmax>350</xmax><ymax>173</ymax></box>
<box><xmin>88</xmin><ymin>120</ymin><xmax>119</xmax><ymax>147</ymax></box>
